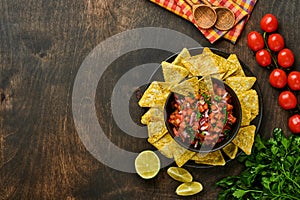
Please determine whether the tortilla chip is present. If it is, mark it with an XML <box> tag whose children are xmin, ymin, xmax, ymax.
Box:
<box><xmin>203</xmin><ymin>75</ymin><xmax>216</xmax><ymax>96</ymax></box>
<box><xmin>138</xmin><ymin>81</ymin><xmax>171</xmax><ymax>108</ymax></box>
<box><xmin>222</xmin><ymin>60</ymin><xmax>239</xmax><ymax>79</ymax></box>
<box><xmin>232</xmin><ymin>125</ymin><xmax>256</xmax><ymax>155</ymax></box>
<box><xmin>147</xmin><ymin>121</ymin><xmax>168</xmax><ymax>143</ymax></box>
<box><xmin>170</xmin><ymin>77</ymin><xmax>199</xmax><ymax>96</ymax></box>
<box><xmin>222</xmin><ymin>142</ymin><xmax>238</xmax><ymax>159</ymax></box>
<box><xmin>192</xmin><ymin>150</ymin><xmax>226</xmax><ymax>166</ymax></box>
<box><xmin>202</xmin><ymin>47</ymin><xmax>224</xmax><ymax>65</ymax></box>
<box><xmin>241</xmin><ymin>108</ymin><xmax>252</xmax><ymax>127</ymax></box>
<box><xmin>181</xmin><ymin>55</ymin><xmax>204</xmax><ymax>76</ymax></box>
<box><xmin>141</xmin><ymin>107</ymin><xmax>164</xmax><ymax>125</ymax></box>
<box><xmin>227</xmin><ymin>54</ymin><xmax>246</xmax><ymax>77</ymax></box>
<box><xmin>172</xmin><ymin>48</ymin><xmax>191</xmax><ymax>67</ymax></box>
<box><xmin>161</xmin><ymin>61</ymin><xmax>189</xmax><ymax>83</ymax></box>
<box><xmin>225</xmin><ymin>77</ymin><xmax>256</xmax><ymax>92</ymax></box>
<box><xmin>148</xmin><ymin>133</ymin><xmax>173</xmax><ymax>159</ymax></box>
<box><xmin>182</xmin><ymin>53</ymin><xmax>226</xmax><ymax>78</ymax></box>
<box><xmin>237</xmin><ymin>90</ymin><xmax>259</xmax><ymax>121</ymax></box>
<box><xmin>202</xmin><ymin>47</ymin><xmax>213</xmax><ymax>54</ymax></box>
<box><xmin>198</xmin><ymin>78</ymin><xmax>209</xmax><ymax>94</ymax></box>
<box><xmin>170</xmin><ymin>141</ymin><xmax>196</xmax><ymax>167</ymax></box>
<box><xmin>202</xmin><ymin>47</ymin><xmax>237</xmax><ymax>79</ymax></box>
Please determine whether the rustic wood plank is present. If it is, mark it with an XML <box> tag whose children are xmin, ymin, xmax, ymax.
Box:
<box><xmin>0</xmin><ymin>0</ymin><xmax>299</xmax><ymax>199</ymax></box>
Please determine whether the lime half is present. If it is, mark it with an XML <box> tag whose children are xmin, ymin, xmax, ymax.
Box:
<box><xmin>167</xmin><ymin>167</ymin><xmax>193</xmax><ymax>182</ymax></box>
<box><xmin>176</xmin><ymin>182</ymin><xmax>203</xmax><ymax>196</ymax></box>
<box><xmin>135</xmin><ymin>150</ymin><xmax>160</xmax><ymax>179</ymax></box>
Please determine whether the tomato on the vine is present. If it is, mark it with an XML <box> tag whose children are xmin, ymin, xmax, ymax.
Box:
<box><xmin>288</xmin><ymin>114</ymin><xmax>300</xmax><ymax>134</ymax></box>
<box><xmin>268</xmin><ymin>33</ymin><xmax>284</xmax><ymax>52</ymax></box>
<box><xmin>249</xmin><ymin>13</ymin><xmax>300</xmax><ymax>134</ymax></box>
<box><xmin>287</xmin><ymin>71</ymin><xmax>300</xmax><ymax>91</ymax></box>
<box><xmin>255</xmin><ymin>49</ymin><xmax>271</xmax><ymax>67</ymax></box>
<box><xmin>247</xmin><ymin>31</ymin><xmax>264</xmax><ymax>51</ymax></box>
<box><xmin>278</xmin><ymin>48</ymin><xmax>294</xmax><ymax>68</ymax></box>
<box><xmin>269</xmin><ymin>69</ymin><xmax>287</xmax><ymax>88</ymax></box>
<box><xmin>260</xmin><ymin>14</ymin><xmax>278</xmax><ymax>32</ymax></box>
<box><xmin>278</xmin><ymin>91</ymin><xmax>297</xmax><ymax>110</ymax></box>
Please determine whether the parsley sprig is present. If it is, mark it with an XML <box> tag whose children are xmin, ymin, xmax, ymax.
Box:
<box><xmin>216</xmin><ymin>128</ymin><xmax>300</xmax><ymax>200</ymax></box>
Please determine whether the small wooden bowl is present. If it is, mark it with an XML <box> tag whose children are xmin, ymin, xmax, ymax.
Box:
<box><xmin>214</xmin><ymin>7</ymin><xmax>236</xmax><ymax>31</ymax></box>
<box><xmin>193</xmin><ymin>5</ymin><xmax>217</xmax><ymax>29</ymax></box>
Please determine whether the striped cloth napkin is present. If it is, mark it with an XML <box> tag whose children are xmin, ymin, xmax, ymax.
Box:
<box><xmin>150</xmin><ymin>0</ymin><xmax>258</xmax><ymax>44</ymax></box>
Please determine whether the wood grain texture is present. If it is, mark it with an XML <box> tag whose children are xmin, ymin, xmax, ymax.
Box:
<box><xmin>0</xmin><ymin>0</ymin><xmax>299</xmax><ymax>199</ymax></box>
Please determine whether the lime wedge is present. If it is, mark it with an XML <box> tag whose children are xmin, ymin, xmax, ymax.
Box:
<box><xmin>176</xmin><ymin>182</ymin><xmax>203</xmax><ymax>196</ymax></box>
<box><xmin>135</xmin><ymin>150</ymin><xmax>160</xmax><ymax>179</ymax></box>
<box><xmin>167</xmin><ymin>167</ymin><xmax>193</xmax><ymax>182</ymax></box>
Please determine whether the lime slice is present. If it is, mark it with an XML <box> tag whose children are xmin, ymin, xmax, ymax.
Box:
<box><xmin>176</xmin><ymin>182</ymin><xmax>203</xmax><ymax>196</ymax></box>
<box><xmin>167</xmin><ymin>167</ymin><xmax>193</xmax><ymax>182</ymax></box>
<box><xmin>135</xmin><ymin>150</ymin><xmax>160</xmax><ymax>179</ymax></box>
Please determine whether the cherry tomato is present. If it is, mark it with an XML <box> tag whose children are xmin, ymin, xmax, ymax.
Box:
<box><xmin>247</xmin><ymin>31</ymin><xmax>264</xmax><ymax>51</ymax></box>
<box><xmin>278</xmin><ymin>91</ymin><xmax>297</xmax><ymax>110</ymax></box>
<box><xmin>278</xmin><ymin>48</ymin><xmax>294</xmax><ymax>68</ymax></box>
<box><xmin>269</xmin><ymin>69</ymin><xmax>287</xmax><ymax>88</ymax></box>
<box><xmin>267</xmin><ymin>33</ymin><xmax>284</xmax><ymax>52</ymax></box>
<box><xmin>287</xmin><ymin>71</ymin><xmax>300</xmax><ymax>91</ymax></box>
<box><xmin>260</xmin><ymin>14</ymin><xmax>278</xmax><ymax>32</ymax></box>
<box><xmin>255</xmin><ymin>49</ymin><xmax>271</xmax><ymax>67</ymax></box>
<box><xmin>288</xmin><ymin>114</ymin><xmax>300</xmax><ymax>134</ymax></box>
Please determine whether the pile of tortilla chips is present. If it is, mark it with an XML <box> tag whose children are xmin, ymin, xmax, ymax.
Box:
<box><xmin>138</xmin><ymin>47</ymin><xmax>259</xmax><ymax>167</ymax></box>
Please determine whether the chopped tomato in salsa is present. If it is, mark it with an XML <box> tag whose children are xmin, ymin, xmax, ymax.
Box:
<box><xmin>168</xmin><ymin>82</ymin><xmax>237</xmax><ymax>149</ymax></box>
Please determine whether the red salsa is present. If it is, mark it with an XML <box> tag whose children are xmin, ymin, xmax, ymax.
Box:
<box><xmin>168</xmin><ymin>82</ymin><xmax>237</xmax><ymax>149</ymax></box>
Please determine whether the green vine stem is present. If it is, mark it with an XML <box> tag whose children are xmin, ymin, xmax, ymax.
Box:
<box><xmin>262</xmin><ymin>32</ymin><xmax>280</xmax><ymax>69</ymax></box>
<box><xmin>262</xmin><ymin>31</ymin><xmax>300</xmax><ymax>114</ymax></box>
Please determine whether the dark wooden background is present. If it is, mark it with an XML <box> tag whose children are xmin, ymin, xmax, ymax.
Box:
<box><xmin>0</xmin><ymin>0</ymin><xmax>299</xmax><ymax>199</ymax></box>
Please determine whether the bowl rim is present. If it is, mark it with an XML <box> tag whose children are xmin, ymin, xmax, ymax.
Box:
<box><xmin>164</xmin><ymin>76</ymin><xmax>242</xmax><ymax>153</ymax></box>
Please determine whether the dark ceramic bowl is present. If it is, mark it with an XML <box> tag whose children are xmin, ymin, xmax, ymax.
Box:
<box><xmin>164</xmin><ymin>77</ymin><xmax>242</xmax><ymax>153</ymax></box>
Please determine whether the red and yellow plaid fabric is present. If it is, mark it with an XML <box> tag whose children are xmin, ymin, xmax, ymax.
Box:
<box><xmin>150</xmin><ymin>0</ymin><xmax>258</xmax><ymax>44</ymax></box>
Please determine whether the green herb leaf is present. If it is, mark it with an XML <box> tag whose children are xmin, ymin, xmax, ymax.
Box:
<box><xmin>196</xmin><ymin>110</ymin><xmax>202</xmax><ymax>120</ymax></box>
<box><xmin>216</xmin><ymin>128</ymin><xmax>300</xmax><ymax>200</ymax></box>
<box><xmin>254</xmin><ymin>134</ymin><xmax>266</xmax><ymax>151</ymax></box>
<box><xmin>281</xmin><ymin>136</ymin><xmax>290</xmax><ymax>149</ymax></box>
<box><xmin>232</xmin><ymin>189</ymin><xmax>247</xmax><ymax>198</ymax></box>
